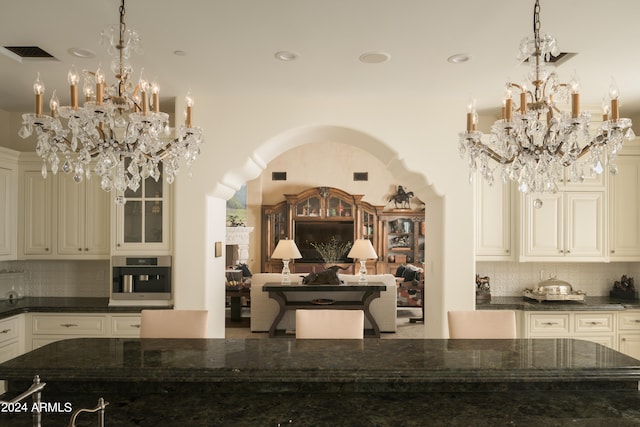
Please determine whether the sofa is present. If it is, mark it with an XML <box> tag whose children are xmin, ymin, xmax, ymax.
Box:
<box><xmin>250</xmin><ymin>273</ymin><xmax>397</xmax><ymax>333</ymax></box>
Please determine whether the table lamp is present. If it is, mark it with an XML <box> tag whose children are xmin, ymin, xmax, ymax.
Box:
<box><xmin>271</xmin><ymin>238</ymin><xmax>302</xmax><ymax>284</ymax></box>
<box><xmin>347</xmin><ymin>239</ymin><xmax>378</xmax><ymax>283</ymax></box>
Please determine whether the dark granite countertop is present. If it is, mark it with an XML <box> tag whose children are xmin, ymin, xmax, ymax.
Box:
<box><xmin>478</xmin><ymin>296</ymin><xmax>640</xmax><ymax>311</ymax></box>
<box><xmin>1</xmin><ymin>337</ymin><xmax>639</xmax><ymax>391</ymax></box>
<box><xmin>0</xmin><ymin>297</ymin><xmax>166</xmax><ymax>320</ymax></box>
<box><xmin>1</xmin><ymin>338</ymin><xmax>640</xmax><ymax>426</ymax></box>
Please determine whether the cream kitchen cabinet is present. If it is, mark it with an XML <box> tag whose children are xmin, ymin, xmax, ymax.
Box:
<box><xmin>57</xmin><ymin>173</ymin><xmax>110</xmax><ymax>258</ymax></box>
<box><xmin>0</xmin><ymin>315</ymin><xmax>25</xmax><ymax>394</ymax></box>
<box><xmin>520</xmin><ymin>191</ymin><xmax>606</xmax><ymax>261</ymax></box>
<box><xmin>475</xmin><ymin>176</ymin><xmax>513</xmax><ymax>260</ymax></box>
<box><xmin>113</xmin><ymin>170</ymin><xmax>172</xmax><ymax>254</ymax></box>
<box><xmin>525</xmin><ymin>311</ymin><xmax>616</xmax><ymax>349</ymax></box>
<box><xmin>20</xmin><ymin>168</ymin><xmax>55</xmax><ymax>257</ymax></box>
<box><xmin>0</xmin><ymin>148</ymin><xmax>18</xmax><ymax>261</ymax></box>
<box><xmin>27</xmin><ymin>313</ymin><xmax>141</xmax><ymax>350</ymax></box>
<box><xmin>618</xmin><ymin>311</ymin><xmax>640</xmax><ymax>360</ymax></box>
<box><xmin>609</xmin><ymin>155</ymin><xmax>640</xmax><ymax>261</ymax></box>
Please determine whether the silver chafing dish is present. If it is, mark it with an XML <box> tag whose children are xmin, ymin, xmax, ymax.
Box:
<box><xmin>523</xmin><ymin>277</ymin><xmax>586</xmax><ymax>302</ymax></box>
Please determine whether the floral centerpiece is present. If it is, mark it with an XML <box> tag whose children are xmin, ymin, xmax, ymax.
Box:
<box><xmin>310</xmin><ymin>237</ymin><xmax>352</xmax><ymax>265</ymax></box>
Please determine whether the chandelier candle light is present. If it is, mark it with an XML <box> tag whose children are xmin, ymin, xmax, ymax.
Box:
<box><xmin>18</xmin><ymin>0</ymin><xmax>204</xmax><ymax>204</ymax></box>
<box><xmin>459</xmin><ymin>0</ymin><xmax>633</xmax><ymax>196</ymax></box>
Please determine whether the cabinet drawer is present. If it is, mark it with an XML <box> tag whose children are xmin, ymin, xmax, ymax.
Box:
<box><xmin>619</xmin><ymin>312</ymin><xmax>640</xmax><ymax>330</ymax></box>
<box><xmin>0</xmin><ymin>316</ymin><xmax>19</xmax><ymax>344</ymax></box>
<box><xmin>32</xmin><ymin>315</ymin><xmax>106</xmax><ymax>336</ymax></box>
<box><xmin>529</xmin><ymin>314</ymin><xmax>570</xmax><ymax>334</ymax></box>
<box><xmin>111</xmin><ymin>316</ymin><xmax>141</xmax><ymax>337</ymax></box>
<box><xmin>0</xmin><ymin>340</ymin><xmax>20</xmax><ymax>363</ymax></box>
<box><xmin>575</xmin><ymin>313</ymin><xmax>614</xmax><ymax>333</ymax></box>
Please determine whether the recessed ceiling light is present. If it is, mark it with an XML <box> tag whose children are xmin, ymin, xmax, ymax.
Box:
<box><xmin>359</xmin><ymin>52</ymin><xmax>391</xmax><ymax>64</ymax></box>
<box><xmin>447</xmin><ymin>53</ymin><xmax>471</xmax><ymax>64</ymax></box>
<box><xmin>173</xmin><ymin>50</ymin><xmax>187</xmax><ymax>57</ymax></box>
<box><xmin>67</xmin><ymin>48</ymin><xmax>96</xmax><ymax>59</ymax></box>
<box><xmin>274</xmin><ymin>51</ymin><xmax>298</xmax><ymax>61</ymax></box>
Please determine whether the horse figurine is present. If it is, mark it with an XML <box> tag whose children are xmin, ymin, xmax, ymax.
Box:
<box><xmin>388</xmin><ymin>185</ymin><xmax>414</xmax><ymax>209</ymax></box>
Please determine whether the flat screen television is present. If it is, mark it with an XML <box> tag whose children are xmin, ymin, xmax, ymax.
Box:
<box><xmin>294</xmin><ymin>221</ymin><xmax>354</xmax><ymax>263</ymax></box>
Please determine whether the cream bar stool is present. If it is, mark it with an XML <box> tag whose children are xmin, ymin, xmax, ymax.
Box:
<box><xmin>140</xmin><ymin>309</ymin><xmax>208</xmax><ymax>338</ymax></box>
<box><xmin>295</xmin><ymin>309</ymin><xmax>364</xmax><ymax>339</ymax></box>
<box><xmin>447</xmin><ymin>310</ymin><xmax>517</xmax><ymax>339</ymax></box>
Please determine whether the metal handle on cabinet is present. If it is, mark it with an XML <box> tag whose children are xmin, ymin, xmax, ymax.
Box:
<box><xmin>0</xmin><ymin>328</ymin><xmax>11</xmax><ymax>334</ymax></box>
<box><xmin>633</xmin><ymin>320</ymin><xmax>640</xmax><ymax>323</ymax></box>
<box><xmin>587</xmin><ymin>321</ymin><xmax>602</xmax><ymax>325</ymax></box>
<box><xmin>131</xmin><ymin>324</ymin><xmax>141</xmax><ymax>329</ymax></box>
<box><xmin>566</xmin><ymin>250</ymin><xmax>570</xmax><ymax>254</ymax></box>
<box><xmin>542</xmin><ymin>322</ymin><xmax>558</xmax><ymax>326</ymax></box>
<box><xmin>85</xmin><ymin>248</ymin><xmax>89</xmax><ymax>251</ymax></box>
<box><xmin>60</xmin><ymin>323</ymin><xmax>78</xmax><ymax>328</ymax></box>
<box><xmin>611</xmin><ymin>250</ymin><xmax>616</xmax><ymax>254</ymax></box>
<box><xmin>78</xmin><ymin>248</ymin><xmax>82</xmax><ymax>252</ymax></box>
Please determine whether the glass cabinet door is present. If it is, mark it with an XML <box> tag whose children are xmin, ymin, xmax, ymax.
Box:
<box><xmin>116</xmin><ymin>166</ymin><xmax>170</xmax><ymax>252</ymax></box>
<box><xmin>296</xmin><ymin>196</ymin><xmax>321</xmax><ymax>217</ymax></box>
<box><xmin>327</xmin><ymin>197</ymin><xmax>352</xmax><ymax>218</ymax></box>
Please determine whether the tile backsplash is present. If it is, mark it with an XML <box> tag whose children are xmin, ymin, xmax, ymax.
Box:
<box><xmin>0</xmin><ymin>260</ymin><xmax>109</xmax><ymax>299</ymax></box>
<box><xmin>477</xmin><ymin>261</ymin><xmax>640</xmax><ymax>297</ymax></box>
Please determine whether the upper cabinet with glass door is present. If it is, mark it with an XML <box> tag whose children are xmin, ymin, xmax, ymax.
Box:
<box><xmin>113</xmin><ymin>167</ymin><xmax>172</xmax><ymax>254</ymax></box>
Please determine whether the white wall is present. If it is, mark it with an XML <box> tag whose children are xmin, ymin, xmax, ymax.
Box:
<box><xmin>173</xmin><ymin>94</ymin><xmax>476</xmax><ymax>338</ymax></box>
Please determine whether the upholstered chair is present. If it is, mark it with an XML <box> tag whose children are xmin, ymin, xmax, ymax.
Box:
<box><xmin>140</xmin><ymin>309</ymin><xmax>208</xmax><ymax>338</ymax></box>
<box><xmin>295</xmin><ymin>309</ymin><xmax>364</xmax><ymax>339</ymax></box>
<box><xmin>447</xmin><ymin>310</ymin><xmax>517</xmax><ymax>339</ymax></box>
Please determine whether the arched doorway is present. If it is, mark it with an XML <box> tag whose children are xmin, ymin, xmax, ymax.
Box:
<box><xmin>173</xmin><ymin>124</ymin><xmax>460</xmax><ymax>339</ymax></box>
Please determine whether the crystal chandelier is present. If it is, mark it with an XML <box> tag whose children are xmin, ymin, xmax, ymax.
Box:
<box><xmin>459</xmin><ymin>0</ymin><xmax>634</xmax><ymax>194</ymax></box>
<box><xmin>18</xmin><ymin>0</ymin><xmax>204</xmax><ymax>204</ymax></box>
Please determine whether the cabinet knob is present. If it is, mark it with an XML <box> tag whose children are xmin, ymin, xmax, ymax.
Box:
<box><xmin>78</xmin><ymin>248</ymin><xmax>82</xmax><ymax>252</ymax></box>
<box><xmin>60</xmin><ymin>323</ymin><xmax>78</xmax><ymax>328</ymax></box>
<box><xmin>132</xmin><ymin>324</ymin><xmax>141</xmax><ymax>329</ymax></box>
<box><xmin>85</xmin><ymin>248</ymin><xmax>89</xmax><ymax>251</ymax></box>
<box><xmin>0</xmin><ymin>328</ymin><xmax>11</xmax><ymax>334</ymax></box>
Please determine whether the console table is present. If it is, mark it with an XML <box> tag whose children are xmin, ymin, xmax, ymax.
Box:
<box><xmin>262</xmin><ymin>283</ymin><xmax>385</xmax><ymax>337</ymax></box>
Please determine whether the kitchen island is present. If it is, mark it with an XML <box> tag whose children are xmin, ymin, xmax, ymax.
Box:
<box><xmin>0</xmin><ymin>337</ymin><xmax>639</xmax><ymax>426</ymax></box>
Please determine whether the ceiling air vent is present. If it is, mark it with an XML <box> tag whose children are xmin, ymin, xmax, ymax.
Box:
<box><xmin>4</xmin><ymin>46</ymin><xmax>54</xmax><ymax>58</ymax></box>
<box><xmin>1</xmin><ymin>46</ymin><xmax>56</xmax><ymax>62</ymax></box>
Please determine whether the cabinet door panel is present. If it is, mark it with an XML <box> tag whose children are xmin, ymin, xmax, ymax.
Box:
<box><xmin>565</xmin><ymin>192</ymin><xmax>604</xmax><ymax>258</ymax></box>
<box><xmin>85</xmin><ymin>177</ymin><xmax>110</xmax><ymax>254</ymax></box>
<box><xmin>57</xmin><ymin>177</ymin><xmax>84</xmax><ymax>254</ymax></box>
<box><xmin>476</xmin><ymin>178</ymin><xmax>512</xmax><ymax>259</ymax></box>
<box><xmin>0</xmin><ymin>167</ymin><xmax>12</xmax><ymax>257</ymax></box>
<box><xmin>609</xmin><ymin>156</ymin><xmax>640</xmax><ymax>259</ymax></box>
<box><xmin>23</xmin><ymin>171</ymin><xmax>53</xmax><ymax>255</ymax></box>
<box><xmin>522</xmin><ymin>194</ymin><xmax>563</xmax><ymax>257</ymax></box>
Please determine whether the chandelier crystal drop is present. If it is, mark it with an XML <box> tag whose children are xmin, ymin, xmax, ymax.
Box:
<box><xmin>459</xmin><ymin>0</ymin><xmax>634</xmax><ymax>194</ymax></box>
<box><xmin>18</xmin><ymin>0</ymin><xmax>204</xmax><ymax>205</ymax></box>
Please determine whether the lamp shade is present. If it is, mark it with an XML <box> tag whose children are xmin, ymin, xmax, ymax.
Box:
<box><xmin>271</xmin><ymin>239</ymin><xmax>302</xmax><ymax>259</ymax></box>
<box><xmin>347</xmin><ymin>239</ymin><xmax>378</xmax><ymax>260</ymax></box>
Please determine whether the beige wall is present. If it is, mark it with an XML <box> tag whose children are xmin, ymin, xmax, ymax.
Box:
<box><xmin>173</xmin><ymin>94</ymin><xmax>475</xmax><ymax>338</ymax></box>
<box><xmin>244</xmin><ymin>140</ymin><xmax>424</xmax><ymax>275</ymax></box>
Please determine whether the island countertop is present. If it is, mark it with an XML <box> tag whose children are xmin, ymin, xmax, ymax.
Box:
<box><xmin>1</xmin><ymin>338</ymin><xmax>639</xmax><ymax>426</ymax></box>
<box><xmin>0</xmin><ymin>297</ymin><xmax>167</xmax><ymax>320</ymax></box>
